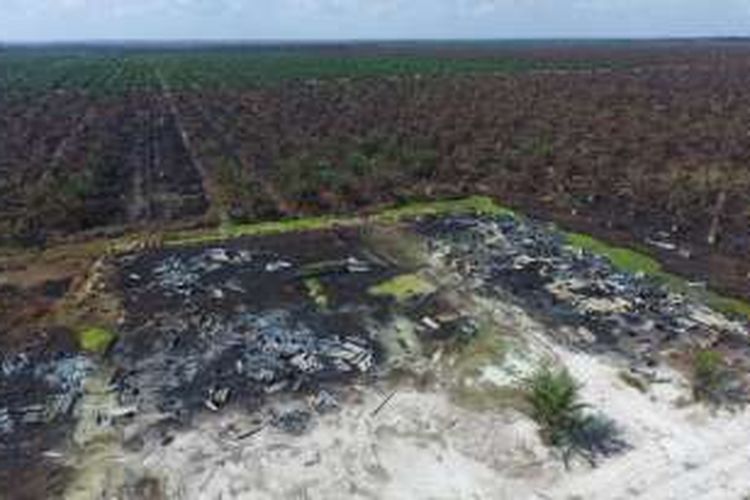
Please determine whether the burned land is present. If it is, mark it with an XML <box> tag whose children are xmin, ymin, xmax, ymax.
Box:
<box><xmin>1</xmin><ymin>41</ymin><xmax>750</xmax><ymax>499</ymax></box>
<box><xmin>1</xmin><ymin>41</ymin><xmax>749</xmax><ymax>300</ymax></box>
<box><xmin>1</xmin><ymin>203</ymin><xmax>749</xmax><ymax>498</ymax></box>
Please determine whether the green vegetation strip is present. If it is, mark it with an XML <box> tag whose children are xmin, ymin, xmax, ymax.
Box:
<box><xmin>174</xmin><ymin>194</ymin><xmax>746</xmax><ymax>320</ymax></box>
<box><xmin>565</xmin><ymin>232</ymin><xmax>663</xmax><ymax>276</ymax></box>
<box><xmin>166</xmin><ymin>196</ymin><xmax>510</xmax><ymax>247</ymax></box>
<box><xmin>564</xmin><ymin>231</ymin><xmax>750</xmax><ymax>319</ymax></box>
<box><xmin>702</xmin><ymin>293</ymin><xmax>750</xmax><ymax>321</ymax></box>
<box><xmin>3</xmin><ymin>194</ymin><xmax>747</xmax><ymax>321</ymax></box>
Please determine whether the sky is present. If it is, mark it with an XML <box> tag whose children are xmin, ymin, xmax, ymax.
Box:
<box><xmin>1</xmin><ymin>0</ymin><xmax>749</xmax><ymax>42</ymax></box>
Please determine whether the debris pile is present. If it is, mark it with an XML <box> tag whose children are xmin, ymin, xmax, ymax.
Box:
<box><xmin>0</xmin><ymin>346</ymin><xmax>90</xmax><ymax>456</ymax></box>
<box><xmin>114</xmin><ymin>310</ymin><xmax>375</xmax><ymax>415</ymax></box>
<box><xmin>419</xmin><ymin>215</ymin><xmax>750</xmax><ymax>377</ymax></box>
<box><xmin>122</xmin><ymin>242</ymin><xmax>386</xmax><ymax>314</ymax></box>
<box><xmin>272</xmin><ymin>408</ymin><xmax>313</xmax><ymax>436</ymax></box>
<box><xmin>114</xmin><ymin>240</ymin><xmax>384</xmax><ymax>419</ymax></box>
<box><xmin>132</xmin><ymin>246</ymin><xmax>255</xmax><ymax>300</ymax></box>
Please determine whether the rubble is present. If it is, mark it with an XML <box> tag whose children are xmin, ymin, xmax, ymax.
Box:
<box><xmin>346</xmin><ymin>256</ymin><xmax>372</xmax><ymax>273</ymax></box>
<box><xmin>113</xmin><ymin>235</ymin><xmax>386</xmax><ymax>420</ymax></box>
<box><xmin>5</xmin><ymin>216</ymin><xmax>750</xmax><ymax>498</ymax></box>
<box><xmin>0</xmin><ymin>346</ymin><xmax>91</xmax><ymax>459</ymax></box>
<box><xmin>297</xmin><ymin>257</ymin><xmax>373</xmax><ymax>278</ymax></box>
<box><xmin>0</xmin><ymin>407</ymin><xmax>12</xmax><ymax>434</ymax></box>
<box><xmin>205</xmin><ymin>387</ymin><xmax>231</xmax><ymax>412</ymax></box>
<box><xmin>113</xmin><ymin>310</ymin><xmax>376</xmax><ymax>416</ymax></box>
<box><xmin>311</xmin><ymin>390</ymin><xmax>339</xmax><ymax>414</ymax></box>
<box><xmin>272</xmin><ymin>409</ymin><xmax>313</xmax><ymax>436</ymax></box>
<box><xmin>150</xmin><ymin>255</ymin><xmax>201</xmax><ymax>297</ymax></box>
<box><xmin>418</xmin><ymin>214</ymin><xmax>750</xmax><ymax>380</ymax></box>
<box><xmin>143</xmin><ymin>246</ymin><xmax>263</xmax><ymax>299</ymax></box>
<box><xmin>265</xmin><ymin>260</ymin><xmax>293</xmax><ymax>273</ymax></box>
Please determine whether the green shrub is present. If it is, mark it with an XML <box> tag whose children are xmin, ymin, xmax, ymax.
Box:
<box><xmin>368</xmin><ymin>273</ymin><xmax>436</xmax><ymax>303</ymax></box>
<box><xmin>693</xmin><ymin>350</ymin><xmax>724</xmax><ymax>399</ymax></box>
<box><xmin>691</xmin><ymin>349</ymin><xmax>745</xmax><ymax>406</ymax></box>
<box><xmin>346</xmin><ymin>151</ymin><xmax>373</xmax><ymax>176</ymax></box>
<box><xmin>524</xmin><ymin>365</ymin><xmax>585</xmax><ymax>445</ymax></box>
<box><xmin>523</xmin><ymin>365</ymin><xmax>627</xmax><ymax>467</ymax></box>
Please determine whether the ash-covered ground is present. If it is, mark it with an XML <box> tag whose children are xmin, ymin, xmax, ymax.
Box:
<box><xmin>418</xmin><ymin>214</ymin><xmax>750</xmax><ymax>404</ymax></box>
<box><xmin>0</xmin><ymin>331</ymin><xmax>90</xmax><ymax>500</ymax></box>
<box><xmin>1</xmin><ymin>213</ymin><xmax>749</xmax><ymax>499</ymax></box>
<box><xmin>112</xmin><ymin>229</ymin><xmax>394</xmax><ymax>422</ymax></box>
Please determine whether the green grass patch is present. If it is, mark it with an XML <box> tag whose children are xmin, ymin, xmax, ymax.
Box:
<box><xmin>690</xmin><ymin>349</ymin><xmax>744</xmax><ymax>406</ymax></box>
<box><xmin>565</xmin><ymin>232</ymin><xmax>663</xmax><ymax>276</ymax></box>
<box><xmin>451</xmin><ymin>383</ymin><xmax>524</xmax><ymax>412</ymax></box>
<box><xmin>564</xmin><ymin>231</ymin><xmax>750</xmax><ymax>320</ymax></box>
<box><xmin>304</xmin><ymin>278</ymin><xmax>329</xmax><ymax>309</ymax></box>
<box><xmin>78</xmin><ymin>327</ymin><xmax>117</xmax><ymax>354</ymax></box>
<box><xmin>369</xmin><ymin>273</ymin><xmax>436</xmax><ymax>302</ymax></box>
<box><xmin>705</xmin><ymin>293</ymin><xmax>750</xmax><ymax>320</ymax></box>
<box><xmin>167</xmin><ymin>214</ymin><xmax>350</xmax><ymax>247</ymax></box>
<box><xmin>225</xmin><ymin>215</ymin><xmax>347</xmax><ymax>238</ymax></box>
<box><xmin>448</xmin><ymin>324</ymin><xmax>515</xmax><ymax>411</ymax></box>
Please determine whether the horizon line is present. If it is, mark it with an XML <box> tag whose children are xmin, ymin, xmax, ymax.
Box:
<box><xmin>3</xmin><ymin>35</ymin><xmax>750</xmax><ymax>46</ymax></box>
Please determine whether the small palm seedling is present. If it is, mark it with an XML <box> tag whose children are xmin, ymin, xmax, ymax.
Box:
<box><xmin>523</xmin><ymin>364</ymin><xmax>628</xmax><ymax>468</ymax></box>
<box><xmin>523</xmin><ymin>365</ymin><xmax>585</xmax><ymax>446</ymax></box>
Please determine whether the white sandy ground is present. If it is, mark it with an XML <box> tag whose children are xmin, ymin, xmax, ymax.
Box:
<box><xmin>117</xmin><ymin>363</ymin><xmax>750</xmax><ymax>500</ymax></box>
<box><xmin>89</xmin><ymin>301</ymin><xmax>750</xmax><ymax>500</ymax></box>
<box><xmin>131</xmin><ymin>390</ymin><xmax>551</xmax><ymax>500</ymax></box>
<box><xmin>544</xmin><ymin>348</ymin><xmax>750</xmax><ymax>500</ymax></box>
<box><xmin>63</xmin><ymin>262</ymin><xmax>750</xmax><ymax>500</ymax></box>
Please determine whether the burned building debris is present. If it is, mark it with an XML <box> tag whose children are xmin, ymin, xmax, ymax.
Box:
<box><xmin>0</xmin><ymin>336</ymin><xmax>91</xmax><ymax>487</ymax></box>
<box><xmin>112</xmin><ymin>309</ymin><xmax>376</xmax><ymax>416</ymax></box>
<box><xmin>2</xmin><ymin>212</ymin><xmax>750</xmax><ymax>498</ymax></box>
<box><xmin>418</xmin><ymin>214</ymin><xmax>750</xmax><ymax>401</ymax></box>
<box><xmin>112</xmin><ymin>233</ymin><xmax>389</xmax><ymax>419</ymax></box>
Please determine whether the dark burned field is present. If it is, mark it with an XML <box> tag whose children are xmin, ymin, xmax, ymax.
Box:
<box><xmin>1</xmin><ymin>41</ymin><xmax>749</xmax><ymax>298</ymax></box>
<box><xmin>3</xmin><ymin>39</ymin><xmax>750</xmax><ymax>500</ymax></box>
<box><xmin>1</xmin><ymin>204</ymin><xmax>750</xmax><ymax>498</ymax></box>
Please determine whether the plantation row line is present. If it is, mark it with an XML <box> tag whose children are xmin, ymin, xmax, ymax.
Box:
<box><xmin>1</xmin><ymin>47</ymin><xmax>750</xmax><ymax>300</ymax></box>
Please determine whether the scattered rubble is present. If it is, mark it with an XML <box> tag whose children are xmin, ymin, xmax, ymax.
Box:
<box><xmin>311</xmin><ymin>390</ymin><xmax>340</xmax><ymax>414</ymax></box>
<box><xmin>272</xmin><ymin>408</ymin><xmax>313</xmax><ymax>436</ymax></box>
<box><xmin>265</xmin><ymin>260</ymin><xmax>293</xmax><ymax>273</ymax></box>
<box><xmin>4</xmin><ymin>215</ymin><xmax>750</xmax><ymax>498</ymax></box>
<box><xmin>113</xmin><ymin>234</ymin><xmax>388</xmax><ymax>421</ymax></box>
<box><xmin>113</xmin><ymin>310</ymin><xmax>376</xmax><ymax>416</ymax></box>
<box><xmin>418</xmin><ymin>214</ymin><xmax>750</xmax><ymax>400</ymax></box>
<box><xmin>0</xmin><ymin>340</ymin><xmax>91</xmax><ymax>466</ymax></box>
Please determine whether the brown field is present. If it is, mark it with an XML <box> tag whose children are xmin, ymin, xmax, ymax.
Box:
<box><xmin>1</xmin><ymin>41</ymin><xmax>748</xmax><ymax>299</ymax></box>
